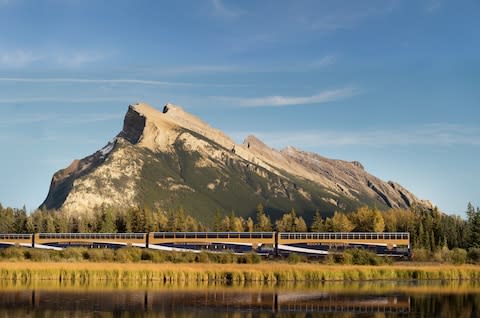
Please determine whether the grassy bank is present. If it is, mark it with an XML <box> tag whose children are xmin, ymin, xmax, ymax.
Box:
<box><xmin>1</xmin><ymin>262</ymin><xmax>480</xmax><ymax>283</ymax></box>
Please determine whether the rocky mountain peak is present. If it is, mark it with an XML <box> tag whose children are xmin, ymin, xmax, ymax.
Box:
<box><xmin>41</xmin><ymin>102</ymin><xmax>436</xmax><ymax>219</ymax></box>
<box><xmin>116</xmin><ymin>104</ymin><xmax>146</xmax><ymax>144</ymax></box>
<box><xmin>243</xmin><ymin>135</ymin><xmax>269</xmax><ymax>150</ymax></box>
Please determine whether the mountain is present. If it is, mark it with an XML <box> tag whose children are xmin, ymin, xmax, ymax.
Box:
<box><xmin>41</xmin><ymin>103</ymin><xmax>434</xmax><ymax>223</ymax></box>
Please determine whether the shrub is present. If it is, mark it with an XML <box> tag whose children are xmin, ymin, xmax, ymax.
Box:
<box><xmin>24</xmin><ymin>249</ymin><xmax>51</xmax><ymax>262</ymax></box>
<box><xmin>194</xmin><ymin>251</ymin><xmax>210</xmax><ymax>263</ymax></box>
<box><xmin>0</xmin><ymin>247</ymin><xmax>26</xmax><ymax>260</ymax></box>
<box><xmin>451</xmin><ymin>248</ymin><xmax>467</xmax><ymax>265</ymax></box>
<box><xmin>61</xmin><ymin>248</ymin><xmax>87</xmax><ymax>261</ymax></box>
<box><xmin>337</xmin><ymin>252</ymin><xmax>353</xmax><ymax>265</ymax></box>
<box><xmin>467</xmin><ymin>248</ymin><xmax>480</xmax><ymax>264</ymax></box>
<box><xmin>86</xmin><ymin>248</ymin><xmax>115</xmax><ymax>262</ymax></box>
<box><xmin>412</xmin><ymin>248</ymin><xmax>431</xmax><ymax>262</ymax></box>
<box><xmin>237</xmin><ymin>252</ymin><xmax>261</xmax><ymax>264</ymax></box>
<box><xmin>322</xmin><ymin>254</ymin><xmax>335</xmax><ymax>265</ymax></box>
<box><xmin>218</xmin><ymin>252</ymin><xmax>236</xmax><ymax>264</ymax></box>
<box><xmin>433</xmin><ymin>247</ymin><xmax>452</xmax><ymax>263</ymax></box>
<box><xmin>115</xmin><ymin>247</ymin><xmax>142</xmax><ymax>263</ymax></box>
<box><xmin>286</xmin><ymin>253</ymin><xmax>305</xmax><ymax>264</ymax></box>
<box><xmin>342</xmin><ymin>249</ymin><xmax>384</xmax><ymax>265</ymax></box>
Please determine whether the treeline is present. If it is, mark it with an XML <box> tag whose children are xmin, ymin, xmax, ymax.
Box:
<box><xmin>1</xmin><ymin>202</ymin><xmax>479</xmax><ymax>252</ymax></box>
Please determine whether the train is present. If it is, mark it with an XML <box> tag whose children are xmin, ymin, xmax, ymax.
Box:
<box><xmin>0</xmin><ymin>232</ymin><xmax>411</xmax><ymax>258</ymax></box>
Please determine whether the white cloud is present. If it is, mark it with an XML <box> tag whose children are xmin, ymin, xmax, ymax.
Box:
<box><xmin>231</xmin><ymin>124</ymin><xmax>480</xmax><ymax>148</ymax></box>
<box><xmin>426</xmin><ymin>0</ymin><xmax>443</xmax><ymax>13</ymax></box>
<box><xmin>0</xmin><ymin>49</ymin><xmax>108</xmax><ymax>68</ymax></box>
<box><xmin>214</xmin><ymin>86</ymin><xmax>357</xmax><ymax>107</ymax></box>
<box><xmin>211</xmin><ymin>0</ymin><xmax>243</xmax><ymax>18</ymax></box>
<box><xmin>0</xmin><ymin>77</ymin><xmax>193</xmax><ymax>86</ymax></box>
<box><xmin>311</xmin><ymin>55</ymin><xmax>336</xmax><ymax>68</ymax></box>
<box><xmin>0</xmin><ymin>0</ymin><xmax>14</xmax><ymax>6</ymax></box>
<box><xmin>0</xmin><ymin>96</ymin><xmax>137</xmax><ymax>104</ymax></box>
<box><xmin>54</xmin><ymin>51</ymin><xmax>106</xmax><ymax>68</ymax></box>
<box><xmin>162</xmin><ymin>64</ymin><xmax>239</xmax><ymax>74</ymax></box>
<box><xmin>304</xmin><ymin>1</ymin><xmax>397</xmax><ymax>33</ymax></box>
<box><xmin>0</xmin><ymin>50</ymin><xmax>39</xmax><ymax>68</ymax></box>
<box><xmin>0</xmin><ymin>112</ymin><xmax>123</xmax><ymax>126</ymax></box>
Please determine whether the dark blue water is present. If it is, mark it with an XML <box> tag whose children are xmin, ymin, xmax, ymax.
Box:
<box><xmin>0</xmin><ymin>281</ymin><xmax>479</xmax><ymax>317</ymax></box>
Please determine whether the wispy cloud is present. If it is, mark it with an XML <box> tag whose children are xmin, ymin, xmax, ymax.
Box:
<box><xmin>0</xmin><ymin>112</ymin><xmax>123</xmax><ymax>126</ymax></box>
<box><xmin>0</xmin><ymin>0</ymin><xmax>15</xmax><ymax>6</ymax></box>
<box><xmin>160</xmin><ymin>56</ymin><xmax>334</xmax><ymax>74</ymax></box>
<box><xmin>0</xmin><ymin>50</ymin><xmax>39</xmax><ymax>68</ymax></box>
<box><xmin>211</xmin><ymin>0</ymin><xmax>243</xmax><ymax>18</ymax></box>
<box><xmin>0</xmin><ymin>49</ymin><xmax>108</xmax><ymax>68</ymax></box>
<box><xmin>232</xmin><ymin>124</ymin><xmax>480</xmax><ymax>149</ymax></box>
<box><xmin>0</xmin><ymin>77</ymin><xmax>202</xmax><ymax>86</ymax></box>
<box><xmin>54</xmin><ymin>51</ymin><xmax>106</xmax><ymax>68</ymax></box>
<box><xmin>213</xmin><ymin>86</ymin><xmax>358</xmax><ymax>107</ymax></box>
<box><xmin>0</xmin><ymin>96</ymin><xmax>137</xmax><ymax>104</ymax></box>
<box><xmin>303</xmin><ymin>1</ymin><xmax>397</xmax><ymax>33</ymax></box>
<box><xmin>162</xmin><ymin>64</ymin><xmax>240</xmax><ymax>74</ymax></box>
<box><xmin>310</xmin><ymin>55</ymin><xmax>336</xmax><ymax>68</ymax></box>
<box><xmin>426</xmin><ymin>0</ymin><xmax>443</xmax><ymax>13</ymax></box>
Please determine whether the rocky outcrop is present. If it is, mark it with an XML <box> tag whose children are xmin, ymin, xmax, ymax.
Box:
<box><xmin>41</xmin><ymin>102</ymin><xmax>435</xmax><ymax>221</ymax></box>
<box><xmin>117</xmin><ymin>105</ymin><xmax>146</xmax><ymax>144</ymax></box>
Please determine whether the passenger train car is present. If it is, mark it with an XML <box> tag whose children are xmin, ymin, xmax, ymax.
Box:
<box><xmin>0</xmin><ymin>232</ymin><xmax>411</xmax><ymax>258</ymax></box>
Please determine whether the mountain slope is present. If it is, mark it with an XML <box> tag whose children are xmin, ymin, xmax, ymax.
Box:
<box><xmin>41</xmin><ymin>103</ymin><xmax>434</xmax><ymax>223</ymax></box>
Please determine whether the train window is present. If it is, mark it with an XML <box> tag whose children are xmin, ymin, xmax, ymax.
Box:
<box><xmin>163</xmin><ymin>233</ymin><xmax>174</xmax><ymax>239</ymax></box>
<box><xmin>263</xmin><ymin>233</ymin><xmax>273</xmax><ymax>239</ymax></box>
<box><xmin>196</xmin><ymin>233</ymin><xmax>206</xmax><ymax>239</ymax></box>
<box><xmin>216</xmin><ymin>233</ymin><xmax>227</xmax><ymax>239</ymax></box>
<box><xmin>365</xmin><ymin>234</ymin><xmax>372</xmax><ymax>240</ymax></box>
<box><xmin>185</xmin><ymin>233</ymin><xmax>196</xmax><ymax>239</ymax></box>
<box><xmin>251</xmin><ymin>233</ymin><xmax>262</xmax><ymax>239</ymax></box>
<box><xmin>239</xmin><ymin>233</ymin><xmax>251</xmax><ymax>239</ymax></box>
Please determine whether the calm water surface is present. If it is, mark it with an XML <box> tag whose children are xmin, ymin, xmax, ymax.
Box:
<box><xmin>0</xmin><ymin>280</ymin><xmax>479</xmax><ymax>317</ymax></box>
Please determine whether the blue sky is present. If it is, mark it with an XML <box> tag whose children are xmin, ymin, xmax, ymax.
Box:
<box><xmin>0</xmin><ymin>0</ymin><xmax>478</xmax><ymax>215</ymax></box>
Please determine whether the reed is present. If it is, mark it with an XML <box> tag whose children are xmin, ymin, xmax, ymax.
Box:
<box><xmin>1</xmin><ymin>262</ymin><xmax>480</xmax><ymax>283</ymax></box>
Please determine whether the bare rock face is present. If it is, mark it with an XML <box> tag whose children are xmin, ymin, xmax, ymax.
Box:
<box><xmin>117</xmin><ymin>105</ymin><xmax>146</xmax><ymax>144</ymax></box>
<box><xmin>41</xmin><ymin>102</ymin><xmax>436</xmax><ymax>221</ymax></box>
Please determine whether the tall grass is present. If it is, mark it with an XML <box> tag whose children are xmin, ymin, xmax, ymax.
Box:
<box><xmin>1</xmin><ymin>262</ymin><xmax>480</xmax><ymax>283</ymax></box>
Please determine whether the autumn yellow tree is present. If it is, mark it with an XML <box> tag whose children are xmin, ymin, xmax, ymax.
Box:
<box><xmin>325</xmin><ymin>212</ymin><xmax>354</xmax><ymax>232</ymax></box>
<box><xmin>349</xmin><ymin>206</ymin><xmax>385</xmax><ymax>232</ymax></box>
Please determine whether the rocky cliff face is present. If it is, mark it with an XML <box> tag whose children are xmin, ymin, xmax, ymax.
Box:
<box><xmin>41</xmin><ymin>103</ymin><xmax>434</xmax><ymax>222</ymax></box>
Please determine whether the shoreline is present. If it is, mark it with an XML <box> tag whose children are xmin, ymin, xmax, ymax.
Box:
<box><xmin>1</xmin><ymin>262</ymin><xmax>480</xmax><ymax>282</ymax></box>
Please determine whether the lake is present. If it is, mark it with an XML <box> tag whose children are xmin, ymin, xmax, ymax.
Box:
<box><xmin>0</xmin><ymin>280</ymin><xmax>479</xmax><ymax>317</ymax></box>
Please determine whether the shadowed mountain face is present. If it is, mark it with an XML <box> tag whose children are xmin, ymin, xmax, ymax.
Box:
<box><xmin>41</xmin><ymin>103</ymin><xmax>434</xmax><ymax>223</ymax></box>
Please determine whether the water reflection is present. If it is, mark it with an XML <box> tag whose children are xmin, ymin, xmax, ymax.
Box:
<box><xmin>0</xmin><ymin>281</ymin><xmax>479</xmax><ymax>317</ymax></box>
<box><xmin>0</xmin><ymin>289</ymin><xmax>411</xmax><ymax>313</ymax></box>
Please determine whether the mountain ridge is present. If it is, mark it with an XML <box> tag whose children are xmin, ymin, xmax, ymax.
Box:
<box><xmin>41</xmin><ymin>102</ymin><xmax>434</xmax><ymax>223</ymax></box>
